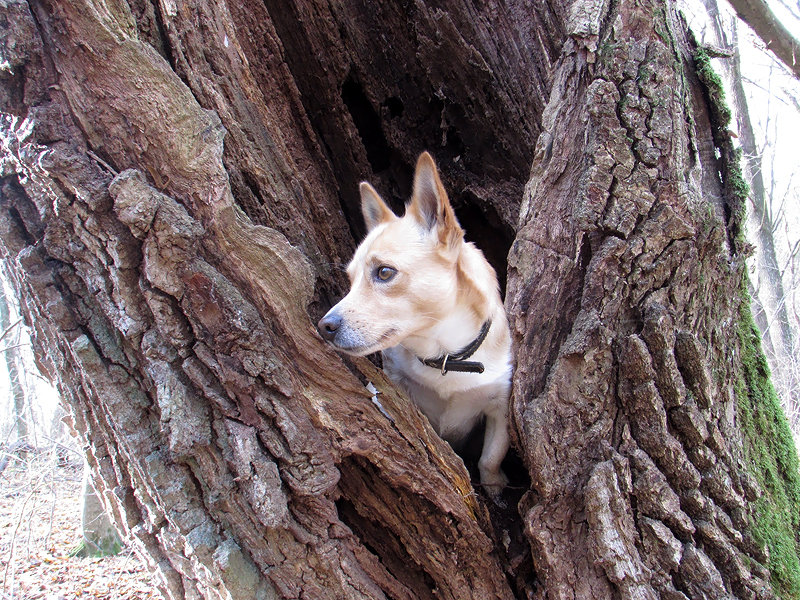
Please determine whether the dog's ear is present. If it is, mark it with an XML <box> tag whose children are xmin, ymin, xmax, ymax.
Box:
<box><xmin>409</xmin><ymin>152</ymin><xmax>463</xmax><ymax>247</ymax></box>
<box><xmin>360</xmin><ymin>182</ymin><xmax>396</xmax><ymax>231</ymax></box>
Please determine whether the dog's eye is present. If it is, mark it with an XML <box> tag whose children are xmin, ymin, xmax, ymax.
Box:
<box><xmin>375</xmin><ymin>266</ymin><xmax>397</xmax><ymax>282</ymax></box>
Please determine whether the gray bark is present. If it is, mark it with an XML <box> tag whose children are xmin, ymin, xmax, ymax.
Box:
<box><xmin>78</xmin><ymin>461</ymin><xmax>124</xmax><ymax>556</ymax></box>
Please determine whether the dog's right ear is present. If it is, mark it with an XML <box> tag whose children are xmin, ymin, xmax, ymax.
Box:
<box><xmin>360</xmin><ymin>182</ymin><xmax>396</xmax><ymax>231</ymax></box>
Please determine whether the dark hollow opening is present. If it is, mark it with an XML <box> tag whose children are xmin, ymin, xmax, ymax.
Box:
<box><xmin>341</xmin><ymin>74</ymin><xmax>392</xmax><ymax>174</ymax></box>
<box><xmin>454</xmin><ymin>195</ymin><xmax>514</xmax><ymax>300</ymax></box>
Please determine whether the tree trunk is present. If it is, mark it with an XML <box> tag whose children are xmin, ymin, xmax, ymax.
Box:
<box><xmin>0</xmin><ymin>275</ymin><xmax>27</xmax><ymax>442</ymax></box>
<box><xmin>701</xmin><ymin>0</ymin><xmax>800</xmax><ymax>433</ymax></box>
<box><xmin>1</xmin><ymin>0</ymin><xmax>798</xmax><ymax>599</ymax></box>
<box><xmin>78</xmin><ymin>460</ymin><xmax>125</xmax><ymax>557</ymax></box>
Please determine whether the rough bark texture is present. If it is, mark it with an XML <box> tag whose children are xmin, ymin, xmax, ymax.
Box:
<box><xmin>1</xmin><ymin>0</ymin><xmax>799</xmax><ymax>599</ymax></box>
<box><xmin>507</xmin><ymin>3</ymin><xmax>800</xmax><ymax>598</ymax></box>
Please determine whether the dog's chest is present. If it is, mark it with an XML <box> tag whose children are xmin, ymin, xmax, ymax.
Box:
<box><xmin>381</xmin><ymin>345</ymin><xmax>511</xmax><ymax>441</ymax></box>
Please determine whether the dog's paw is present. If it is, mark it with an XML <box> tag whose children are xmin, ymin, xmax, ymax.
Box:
<box><xmin>480</xmin><ymin>468</ymin><xmax>509</xmax><ymax>506</ymax></box>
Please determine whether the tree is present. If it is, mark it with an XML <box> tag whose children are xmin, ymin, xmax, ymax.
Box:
<box><xmin>702</xmin><ymin>0</ymin><xmax>800</xmax><ymax>448</ymax></box>
<box><xmin>724</xmin><ymin>0</ymin><xmax>800</xmax><ymax>80</ymax></box>
<box><xmin>0</xmin><ymin>275</ymin><xmax>30</xmax><ymax>477</ymax></box>
<box><xmin>0</xmin><ymin>0</ymin><xmax>798</xmax><ymax>599</ymax></box>
<box><xmin>77</xmin><ymin>460</ymin><xmax>125</xmax><ymax>557</ymax></box>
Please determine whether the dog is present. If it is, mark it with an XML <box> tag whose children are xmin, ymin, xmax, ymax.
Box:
<box><xmin>318</xmin><ymin>152</ymin><xmax>512</xmax><ymax>497</ymax></box>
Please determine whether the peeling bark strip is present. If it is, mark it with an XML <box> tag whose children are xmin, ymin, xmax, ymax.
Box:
<box><xmin>1</xmin><ymin>0</ymin><xmax>799</xmax><ymax>599</ymax></box>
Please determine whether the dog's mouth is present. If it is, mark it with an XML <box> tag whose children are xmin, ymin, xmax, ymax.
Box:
<box><xmin>334</xmin><ymin>327</ymin><xmax>399</xmax><ymax>356</ymax></box>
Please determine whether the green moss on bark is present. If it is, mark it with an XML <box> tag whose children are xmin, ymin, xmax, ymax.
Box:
<box><xmin>693</xmin><ymin>46</ymin><xmax>750</xmax><ymax>251</ymax></box>
<box><xmin>735</xmin><ymin>291</ymin><xmax>800</xmax><ymax>598</ymax></box>
<box><xmin>694</xmin><ymin>47</ymin><xmax>733</xmax><ymax>134</ymax></box>
<box><xmin>701</xmin><ymin>45</ymin><xmax>800</xmax><ymax>594</ymax></box>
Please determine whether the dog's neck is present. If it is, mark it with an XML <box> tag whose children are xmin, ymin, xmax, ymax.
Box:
<box><xmin>400</xmin><ymin>303</ymin><xmax>493</xmax><ymax>361</ymax></box>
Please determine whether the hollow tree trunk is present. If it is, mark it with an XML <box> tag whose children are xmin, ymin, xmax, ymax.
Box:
<box><xmin>1</xmin><ymin>1</ymin><xmax>798</xmax><ymax>600</ymax></box>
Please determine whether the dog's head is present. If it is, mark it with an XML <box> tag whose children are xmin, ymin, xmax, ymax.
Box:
<box><xmin>318</xmin><ymin>152</ymin><xmax>466</xmax><ymax>356</ymax></box>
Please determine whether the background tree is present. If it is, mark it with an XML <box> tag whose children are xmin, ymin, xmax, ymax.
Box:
<box><xmin>700</xmin><ymin>0</ymin><xmax>800</xmax><ymax>437</ymax></box>
<box><xmin>724</xmin><ymin>0</ymin><xmax>800</xmax><ymax>79</ymax></box>
<box><xmin>0</xmin><ymin>278</ymin><xmax>28</xmax><ymax>448</ymax></box>
<box><xmin>1</xmin><ymin>0</ymin><xmax>799</xmax><ymax>599</ymax></box>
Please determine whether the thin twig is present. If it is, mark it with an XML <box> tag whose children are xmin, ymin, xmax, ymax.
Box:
<box><xmin>86</xmin><ymin>150</ymin><xmax>119</xmax><ymax>176</ymax></box>
<box><xmin>0</xmin><ymin>344</ymin><xmax>30</xmax><ymax>354</ymax></box>
<box><xmin>0</xmin><ymin>319</ymin><xmax>21</xmax><ymax>345</ymax></box>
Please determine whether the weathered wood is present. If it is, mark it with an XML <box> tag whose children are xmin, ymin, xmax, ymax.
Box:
<box><xmin>2</xmin><ymin>0</ymin><xmax>799</xmax><ymax>598</ymax></box>
<box><xmin>1</xmin><ymin>0</ymin><xmax>524</xmax><ymax>597</ymax></box>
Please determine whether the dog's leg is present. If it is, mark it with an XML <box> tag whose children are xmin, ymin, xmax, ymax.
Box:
<box><xmin>479</xmin><ymin>406</ymin><xmax>510</xmax><ymax>500</ymax></box>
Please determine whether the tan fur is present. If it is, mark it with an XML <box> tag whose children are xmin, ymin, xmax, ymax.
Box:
<box><xmin>318</xmin><ymin>152</ymin><xmax>513</xmax><ymax>498</ymax></box>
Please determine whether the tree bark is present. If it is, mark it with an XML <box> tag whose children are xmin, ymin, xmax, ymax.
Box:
<box><xmin>78</xmin><ymin>460</ymin><xmax>125</xmax><ymax>556</ymax></box>
<box><xmin>1</xmin><ymin>0</ymin><xmax>799</xmax><ymax>599</ymax></box>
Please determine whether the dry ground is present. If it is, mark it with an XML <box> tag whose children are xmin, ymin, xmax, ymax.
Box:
<box><xmin>0</xmin><ymin>451</ymin><xmax>159</xmax><ymax>600</ymax></box>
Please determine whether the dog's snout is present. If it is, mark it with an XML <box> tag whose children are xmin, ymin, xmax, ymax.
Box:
<box><xmin>318</xmin><ymin>312</ymin><xmax>342</xmax><ymax>343</ymax></box>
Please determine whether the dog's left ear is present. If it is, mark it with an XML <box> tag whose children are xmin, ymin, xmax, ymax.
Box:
<box><xmin>409</xmin><ymin>152</ymin><xmax>463</xmax><ymax>248</ymax></box>
<box><xmin>360</xmin><ymin>182</ymin><xmax>396</xmax><ymax>231</ymax></box>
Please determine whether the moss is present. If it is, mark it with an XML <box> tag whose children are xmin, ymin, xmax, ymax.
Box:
<box><xmin>693</xmin><ymin>47</ymin><xmax>750</xmax><ymax>252</ymax></box>
<box><xmin>694</xmin><ymin>47</ymin><xmax>732</xmax><ymax>133</ymax></box>
<box><xmin>727</xmin><ymin>146</ymin><xmax>751</xmax><ymax>245</ymax></box>
<box><xmin>598</xmin><ymin>39</ymin><xmax>620</xmax><ymax>67</ymax></box>
<box><xmin>653</xmin><ymin>7</ymin><xmax>670</xmax><ymax>46</ymax></box>
<box><xmin>637</xmin><ymin>63</ymin><xmax>653</xmax><ymax>84</ymax></box>
<box><xmin>735</xmin><ymin>290</ymin><xmax>800</xmax><ymax>598</ymax></box>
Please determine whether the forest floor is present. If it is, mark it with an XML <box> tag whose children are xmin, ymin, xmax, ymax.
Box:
<box><xmin>0</xmin><ymin>451</ymin><xmax>159</xmax><ymax>599</ymax></box>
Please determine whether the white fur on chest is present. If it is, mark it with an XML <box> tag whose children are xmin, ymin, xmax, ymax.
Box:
<box><xmin>382</xmin><ymin>344</ymin><xmax>512</xmax><ymax>442</ymax></box>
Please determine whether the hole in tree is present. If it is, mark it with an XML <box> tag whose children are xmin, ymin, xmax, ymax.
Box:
<box><xmin>336</xmin><ymin>457</ymin><xmax>439</xmax><ymax>599</ymax></box>
<box><xmin>454</xmin><ymin>196</ymin><xmax>514</xmax><ymax>299</ymax></box>
<box><xmin>341</xmin><ymin>73</ymin><xmax>392</xmax><ymax>173</ymax></box>
<box><xmin>383</xmin><ymin>96</ymin><xmax>404</xmax><ymax>119</ymax></box>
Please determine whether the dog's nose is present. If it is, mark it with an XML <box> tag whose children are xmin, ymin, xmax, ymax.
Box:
<box><xmin>317</xmin><ymin>312</ymin><xmax>342</xmax><ymax>343</ymax></box>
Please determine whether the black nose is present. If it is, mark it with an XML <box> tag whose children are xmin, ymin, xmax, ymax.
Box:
<box><xmin>318</xmin><ymin>312</ymin><xmax>342</xmax><ymax>342</ymax></box>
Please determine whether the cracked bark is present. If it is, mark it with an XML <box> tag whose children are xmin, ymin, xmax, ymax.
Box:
<box><xmin>1</xmin><ymin>0</ymin><xmax>798</xmax><ymax>599</ymax></box>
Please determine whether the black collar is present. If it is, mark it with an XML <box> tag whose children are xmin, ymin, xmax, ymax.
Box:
<box><xmin>419</xmin><ymin>320</ymin><xmax>492</xmax><ymax>375</ymax></box>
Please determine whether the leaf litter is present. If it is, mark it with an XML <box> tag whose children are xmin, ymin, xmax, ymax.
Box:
<box><xmin>0</xmin><ymin>452</ymin><xmax>158</xmax><ymax>599</ymax></box>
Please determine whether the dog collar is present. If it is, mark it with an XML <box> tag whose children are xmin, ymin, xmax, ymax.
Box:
<box><xmin>419</xmin><ymin>320</ymin><xmax>492</xmax><ymax>375</ymax></box>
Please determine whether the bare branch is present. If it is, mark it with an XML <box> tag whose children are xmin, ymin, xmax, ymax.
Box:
<box><xmin>726</xmin><ymin>0</ymin><xmax>800</xmax><ymax>79</ymax></box>
<box><xmin>0</xmin><ymin>318</ymin><xmax>21</xmax><ymax>344</ymax></box>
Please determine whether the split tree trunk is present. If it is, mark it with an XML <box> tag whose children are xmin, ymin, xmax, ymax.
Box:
<box><xmin>1</xmin><ymin>0</ymin><xmax>799</xmax><ymax>599</ymax></box>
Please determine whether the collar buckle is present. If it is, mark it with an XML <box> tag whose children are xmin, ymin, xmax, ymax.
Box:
<box><xmin>418</xmin><ymin>320</ymin><xmax>492</xmax><ymax>376</ymax></box>
<box><xmin>440</xmin><ymin>354</ymin><xmax>449</xmax><ymax>376</ymax></box>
